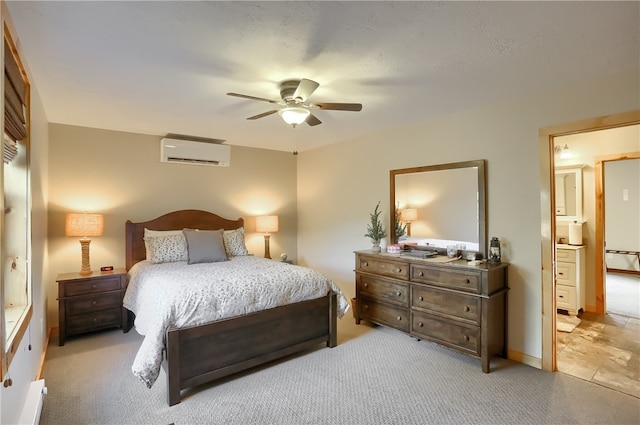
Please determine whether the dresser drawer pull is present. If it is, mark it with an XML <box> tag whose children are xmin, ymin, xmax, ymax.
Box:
<box><xmin>363</xmin><ymin>283</ymin><xmax>368</xmax><ymax>288</ymax></box>
<box><xmin>363</xmin><ymin>261</ymin><xmax>368</xmax><ymax>267</ymax></box>
<box><xmin>92</xmin><ymin>300</ymin><xmax>97</xmax><ymax>305</ymax></box>
<box><xmin>363</xmin><ymin>304</ymin><xmax>369</xmax><ymax>310</ymax></box>
<box><xmin>462</xmin><ymin>335</ymin><xmax>469</xmax><ymax>342</ymax></box>
<box><xmin>395</xmin><ymin>267</ymin><xmax>402</xmax><ymax>273</ymax></box>
<box><xmin>558</xmin><ymin>295</ymin><xmax>565</xmax><ymax>299</ymax></box>
<box><xmin>558</xmin><ymin>272</ymin><xmax>565</xmax><ymax>276</ymax></box>
<box><xmin>93</xmin><ymin>318</ymin><xmax>98</xmax><ymax>323</ymax></box>
<box><xmin>465</xmin><ymin>279</ymin><xmax>470</xmax><ymax>284</ymax></box>
<box><xmin>463</xmin><ymin>306</ymin><xmax>470</xmax><ymax>312</ymax></box>
<box><xmin>396</xmin><ymin>316</ymin><xmax>402</xmax><ymax>321</ymax></box>
<box><xmin>418</xmin><ymin>296</ymin><xmax>424</xmax><ymax>302</ymax></box>
<box><xmin>92</xmin><ymin>284</ymin><xmax>97</xmax><ymax>289</ymax></box>
<box><xmin>396</xmin><ymin>291</ymin><xmax>402</xmax><ymax>297</ymax></box>
<box><xmin>418</xmin><ymin>322</ymin><xmax>424</xmax><ymax>327</ymax></box>
<box><xmin>418</xmin><ymin>271</ymin><xmax>424</xmax><ymax>277</ymax></box>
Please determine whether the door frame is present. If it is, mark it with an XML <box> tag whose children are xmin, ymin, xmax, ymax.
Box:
<box><xmin>539</xmin><ymin>110</ymin><xmax>640</xmax><ymax>372</ymax></box>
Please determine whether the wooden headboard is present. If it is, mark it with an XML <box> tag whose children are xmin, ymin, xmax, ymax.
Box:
<box><xmin>125</xmin><ymin>209</ymin><xmax>244</xmax><ymax>270</ymax></box>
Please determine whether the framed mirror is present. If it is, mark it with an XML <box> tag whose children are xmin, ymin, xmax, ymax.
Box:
<box><xmin>555</xmin><ymin>164</ymin><xmax>585</xmax><ymax>222</ymax></box>
<box><xmin>390</xmin><ymin>160</ymin><xmax>487</xmax><ymax>258</ymax></box>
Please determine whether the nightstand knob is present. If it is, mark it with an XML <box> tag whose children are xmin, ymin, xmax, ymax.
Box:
<box><xmin>364</xmin><ymin>283</ymin><xmax>368</xmax><ymax>288</ymax></box>
<box><xmin>92</xmin><ymin>300</ymin><xmax>97</xmax><ymax>305</ymax></box>
<box><xmin>93</xmin><ymin>318</ymin><xmax>98</xmax><ymax>323</ymax></box>
<box><xmin>396</xmin><ymin>316</ymin><xmax>402</xmax><ymax>321</ymax></box>
<box><xmin>363</xmin><ymin>304</ymin><xmax>369</xmax><ymax>310</ymax></box>
<box><xmin>92</xmin><ymin>284</ymin><xmax>97</xmax><ymax>289</ymax></box>
<box><xmin>464</xmin><ymin>306</ymin><xmax>470</xmax><ymax>312</ymax></box>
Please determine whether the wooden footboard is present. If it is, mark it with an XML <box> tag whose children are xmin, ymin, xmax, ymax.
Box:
<box><xmin>163</xmin><ymin>292</ymin><xmax>337</xmax><ymax>406</ymax></box>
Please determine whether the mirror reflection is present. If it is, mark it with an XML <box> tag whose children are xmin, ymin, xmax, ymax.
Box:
<box><xmin>554</xmin><ymin>165</ymin><xmax>584</xmax><ymax>221</ymax></box>
<box><xmin>390</xmin><ymin>160</ymin><xmax>487</xmax><ymax>258</ymax></box>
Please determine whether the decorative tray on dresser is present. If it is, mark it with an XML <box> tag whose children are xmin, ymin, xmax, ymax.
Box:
<box><xmin>354</xmin><ymin>250</ymin><xmax>509</xmax><ymax>373</ymax></box>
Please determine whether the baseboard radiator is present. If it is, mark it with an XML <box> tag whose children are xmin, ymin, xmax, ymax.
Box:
<box><xmin>18</xmin><ymin>379</ymin><xmax>47</xmax><ymax>425</ymax></box>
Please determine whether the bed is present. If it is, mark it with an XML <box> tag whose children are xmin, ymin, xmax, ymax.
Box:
<box><xmin>123</xmin><ymin>209</ymin><xmax>348</xmax><ymax>406</ymax></box>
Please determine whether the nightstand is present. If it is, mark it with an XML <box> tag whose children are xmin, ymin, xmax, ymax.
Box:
<box><xmin>56</xmin><ymin>269</ymin><xmax>128</xmax><ymax>346</ymax></box>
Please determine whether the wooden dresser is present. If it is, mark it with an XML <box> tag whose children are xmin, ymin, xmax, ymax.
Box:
<box><xmin>355</xmin><ymin>250</ymin><xmax>509</xmax><ymax>372</ymax></box>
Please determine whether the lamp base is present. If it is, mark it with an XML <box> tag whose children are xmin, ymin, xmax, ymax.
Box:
<box><xmin>263</xmin><ymin>234</ymin><xmax>271</xmax><ymax>259</ymax></box>
<box><xmin>79</xmin><ymin>238</ymin><xmax>93</xmax><ymax>275</ymax></box>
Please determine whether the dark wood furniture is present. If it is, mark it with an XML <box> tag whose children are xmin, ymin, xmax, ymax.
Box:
<box><xmin>355</xmin><ymin>250</ymin><xmax>508</xmax><ymax>372</ymax></box>
<box><xmin>125</xmin><ymin>209</ymin><xmax>337</xmax><ymax>406</ymax></box>
<box><xmin>56</xmin><ymin>269</ymin><xmax>128</xmax><ymax>346</ymax></box>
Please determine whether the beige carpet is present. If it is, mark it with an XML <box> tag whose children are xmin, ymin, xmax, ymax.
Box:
<box><xmin>557</xmin><ymin>313</ymin><xmax>581</xmax><ymax>332</ymax></box>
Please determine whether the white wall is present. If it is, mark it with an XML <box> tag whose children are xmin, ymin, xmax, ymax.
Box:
<box><xmin>296</xmin><ymin>69</ymin><xmax>640</xmax><ymax>362</ymax></box>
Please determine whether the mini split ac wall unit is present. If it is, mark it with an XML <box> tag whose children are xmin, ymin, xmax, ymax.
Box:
<box><xmin>160</xmin><ymin>138</ymin><xmax>230</xmax><ymax>167</ymax></box>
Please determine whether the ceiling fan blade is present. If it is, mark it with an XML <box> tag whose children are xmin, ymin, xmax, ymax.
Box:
<box><xmin>227</xmin><ymin>92</ymin><xmax>280</xmax><ymax>104</ymax></box>
<box><xmin>306</xmin><ymin>113</ymin><xmax>322</xmax><ymax>126</ymax></box>
<box><xmin>314</xmin><ymin>102</ymin><xmax>363</xmax><ymax>111</ymax></box>
<box><xmin>247</xmin><ymin>110</ymin><xmax>278</xmax><ymax>120</ymax></box>
<box><xmin>293</xmin><ymin>79</ymin><xmax>320</xmax><ymax>102</ymax></box>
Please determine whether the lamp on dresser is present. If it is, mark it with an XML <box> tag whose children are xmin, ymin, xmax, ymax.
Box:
<box><xmin>256</xmin><ymin>215</ymin><xmax>278</xmax><ymax>259</ymax></box>
<box><xmin>65</xmin><ymin>212</ymin><xmax>103</xmax><ymax>275</ymax></box>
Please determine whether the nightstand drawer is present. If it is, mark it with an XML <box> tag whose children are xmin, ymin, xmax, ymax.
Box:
<box><xmin>556</xmin><ymin>285</ymin><xmax>576</xmax><ymax>310</ymax></box>
<box><xmin>66</xmin><ymin>309</ymin><xmax>122</xmax><ymax>335</ymax></box>
<box><xmin>557</xmin><ymin>249</ymin><xmax>576</xmax><ymax>263</ymax></box>
<box><xmin>412</xmin><ymin>311</ymin><xmax>480</xmax><ymax>356</ymax></box>
<box><xmin>63</xmin><ymin>276</ymin><xmax>122</xmax><ymax>297</ymax></box>
<box><xmin>411</xmin><ymin>265</ymin><xmax>480</xmax><ymax>294</ymax></box>
<box><xmin>412</xmin><ymin>285</ymin><xmax>480</xmax><ymax>325</ymax></box>
<box><xmin>357</xmin><ymin>256</ymin><xmax>408</xmax><ymax>280</ymax></box>
<box><xmin>357</xmin><ymin>274</ymin><xmax>408</xmax><ymax>307</ymax></box>
<box><xmin>65</xmin><ymin>292</ymin><xmax>122</xmax><ymax>316</ymax></box>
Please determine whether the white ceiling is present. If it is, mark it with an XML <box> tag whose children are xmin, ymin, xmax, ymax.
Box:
<box><xmin>6</xmin><ymin>1</ymin><xmax>639</xmax><ymax>152</ymax></box>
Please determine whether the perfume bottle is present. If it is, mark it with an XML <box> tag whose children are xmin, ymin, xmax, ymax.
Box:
<box><xmin>489</xmin><ymin>237</ymin><xmax>501</xmax><ymax>264</ymax></box>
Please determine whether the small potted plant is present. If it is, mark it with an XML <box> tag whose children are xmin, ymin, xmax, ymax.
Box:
<box><xmin>365</xmin><ymin>201</ymin><xmax>387</xmax><ymax>252</ymax></box>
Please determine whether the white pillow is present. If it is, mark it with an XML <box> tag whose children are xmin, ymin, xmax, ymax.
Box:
<box><xmin>144</xmin><ymin>228</ymin><xmax>184</xmax><ymax>259</ymax></box>
<box><xmin>223</xmin><ymin>228</ymin><xmax>249</xmax><ymax>257</ymax></box>
<box><xmin>144</xmin><ymin>233</ymin><xmax>188</xmax><ymax>264</ymax></box>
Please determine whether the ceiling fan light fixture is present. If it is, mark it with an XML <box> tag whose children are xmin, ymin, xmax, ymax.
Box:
<box><xmin>278</xmin><ymin>107</ymin><xmax>310</xmax><ymax>126</ymax></box>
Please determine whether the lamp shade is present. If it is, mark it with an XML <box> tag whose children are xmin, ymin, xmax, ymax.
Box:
<box><xmin>278</xmin><ymin>107</ymin><xmax>310</xmax><ymax>126</ymax></box>
<box><xmin>400</xmin><ymin>208</ymin><xmax>418</xmax><ymax>222</ymax></box>
<box><xmin>256</xmin><ymin>215</ymin><xmax>279</xmax><ymax>233</ymax></box>
<box><xmin>66</xmin><ymin>213</ymin><xmax>104</xmax><ymax>237</ymax></box>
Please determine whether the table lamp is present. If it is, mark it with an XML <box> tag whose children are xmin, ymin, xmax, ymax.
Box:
<box><xmin>256</xmin><ymin>215</ymin><xmax>279</xmax><ymax>259</ymax></box>
<box><xmin>66</xmin><ymin>212</ymin><xmax>104</xmax><ymax>275</ymax></box>
<box><xmin>400</xmin><ymin>208</ymin><xmax>418</xmax><ymax>237</ymax></box>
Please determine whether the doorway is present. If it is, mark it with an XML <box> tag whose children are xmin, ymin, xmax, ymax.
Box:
<box><xmin>538</xmin><ymin>110</ymin><xmax>640</xmax><ymax>374</ymax></box>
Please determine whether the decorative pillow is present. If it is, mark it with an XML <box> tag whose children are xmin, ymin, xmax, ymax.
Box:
<box><xmin>144</xmin><ymin>228</ymin><xmax>184</xmax><ymax>259</ymax></box>
<box><xmin>183</xmin><ymin>229</ymin><xmax>228</xmax><ymax>264</ymax></box>
<box><xmin>223</xmin><ymin>227</ymin><xmax>249</xmax><ymax>257</ymax></box>
<box><xmin>144</xmin><ymin>233</ymin><xmax>188</xmax><ymax>264</ymax></box>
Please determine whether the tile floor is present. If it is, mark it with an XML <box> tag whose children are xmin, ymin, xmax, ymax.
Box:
<box><xmin>557</xmin><ymin>311</ymin><xmax>640</xmax><ymax>398</ymax></box>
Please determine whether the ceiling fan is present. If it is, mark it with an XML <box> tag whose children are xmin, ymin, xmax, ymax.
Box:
<box><xmin>227</xmin><ymin>78</ymin><xmax>362</xmax><ymax>127</ymax></box>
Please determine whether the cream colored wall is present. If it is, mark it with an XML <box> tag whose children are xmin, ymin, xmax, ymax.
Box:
<box><xmin>296</xmin><ymin>69</ymin><xmax>640</xmax><ymax>362</ymax></box>
<box><xmin>46</xmin><ymin>124</ymin><xmax>297</xmax><ymax>325</ymax></box>
<box><xmin>1</xmin><ymin>3</ymin><xmax>50</xmax><ymax>422</ymax></box>
<box><xmin>556</xmin><ymin>125</ymin><xmax>640</xmax><ymax>309</ymax></box>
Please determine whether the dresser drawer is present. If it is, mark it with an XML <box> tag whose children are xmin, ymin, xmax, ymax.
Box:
<box><xmin>357</xmin><ymin>274</ymin><xmax>408</xmax><ymax>307</ymax></box>
<box><xmin>556</xmin><ymin>285</ymin><xmax>576</xmax><ymax>310</ymax></box>
<box><xmin>411</xmin><ymin>265</ymin><xmax>480</xmax><ymax>294</ymax></box>
<box><xmin>359</xmin><ymin>297</ymin><xmax>409</xmax><ymax>332</ymax></box>
<box><xmin>556</xmin><ymin>262</ymin><xmax>576</xmax><ymax>286</ymax></box>
<box><xmin>62</xmin><ymin>276</ymin><xmax>123</xmax><ymax>297</ymax></box>
<box><xmin>411</xmin><ymin>311</ymin><xmax>480</xmax><ymax>356</ymax></box>
<box><xmin>357</xmin><ymin>256</ymin><xmax>408</xmax><ymax>280</ymax></box>
<box><xmin>65</xmin><ymin>308</ymin><xmax>122</xmax><ymax>335</ymax></box>
<box><xmin>65</xmin><ymin>291</ymin><xmax>122</xmax><ymax>316</ymax></box>
<box><xmin>557</xmin><ymin>249</ymin><xmax>576</xmax><ymax>263</ymax></box>
<box><xmin>412</xmin><ymin>285</ymin><xmax>480</xmax><ymax>325</ymax></box>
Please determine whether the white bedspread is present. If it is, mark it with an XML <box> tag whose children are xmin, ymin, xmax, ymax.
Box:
<box><xmin>123</xmin><ymin>256</ymin><xmax>349</xmax><ymax>388</ymax></box>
